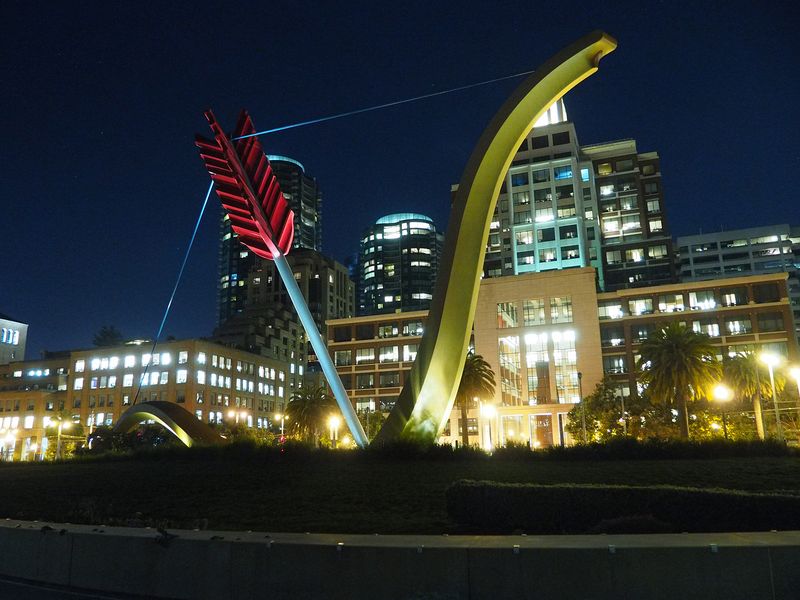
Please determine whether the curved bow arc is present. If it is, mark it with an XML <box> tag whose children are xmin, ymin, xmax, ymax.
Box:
<box><xmin>376</xmin><ymin>31</ymin><xmax>618</xmax><ymax>444</ymax></box>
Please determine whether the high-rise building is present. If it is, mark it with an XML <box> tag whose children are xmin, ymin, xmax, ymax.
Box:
<box><xmin>357</xmin><ymin>213</ymin><xmax>444</xmax><ymax>315</ymax></box>
<box><xmin>482</xmin><ymin>99</ymin><xmax>676</xmax><ymax>291</ymax></box>
<box><xmin>213</xmin><ymin>248</ymin><xmax>355</xmax><ymax>392</ymax></box>
<box><xmin>217</xmin><ymin>155</ymin><xmax>322</xmax><ymax>326</ymax></box>
<box><xmin>677</xmin><ymin>224</ymin><xmax>800</xmax><ymax>343</ymax></box>
<box><xmin>0</xmin><ymin>314</ymin><xmax>27</xmax><ymax>365</ymax></box>
<box><xmin>583</xmin><ymin>141</ymin><xmax>675</xmax><ymax>290</ymax></box>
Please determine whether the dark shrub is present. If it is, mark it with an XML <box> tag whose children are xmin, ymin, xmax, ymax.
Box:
<box><xmin>446</xmin><ymin>480</ymin><xmax>800</xmax><ymax>534</ymax></box>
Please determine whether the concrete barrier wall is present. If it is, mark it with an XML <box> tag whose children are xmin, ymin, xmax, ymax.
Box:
<box><xmin>1</xmin><ymin>520</ymin><xmax>799</xmax><ymax>599</ymax></box>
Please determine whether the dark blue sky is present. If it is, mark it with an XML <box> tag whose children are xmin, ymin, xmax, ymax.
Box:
<box><xmin>2</xmin><ymin>1</ymin><xmax>797</xmax><ymax>358</ymax></box>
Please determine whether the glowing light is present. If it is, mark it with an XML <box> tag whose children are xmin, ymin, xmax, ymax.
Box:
<box><xmin>480</xmin><ymin>404</ymin><xmax>497</xmax><ymax>418</ymax></box>
<box><xmin>760</xmin><ymin>353</ymin><xmax>782</xmax><ymax>368</ymax></box>
<box><xmin>712</xmin><ymin>384</ymin><xmax>733</xmax><ymax>403</ymax></box>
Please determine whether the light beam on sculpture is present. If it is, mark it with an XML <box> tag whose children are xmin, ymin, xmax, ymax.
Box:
<box><xmin>115</xmin><ymin>401</ymin><xmax>226</xmax><ymax>447</ymax></box>
<box><xmin>195</xmin><ymin>111</ymin><xmax>368</xmax><ymax>448</ymax></box>
<box><xmin>374</xmin><ymin>31</ymin><xmax>617</xmax><ymax>444</ymax></box>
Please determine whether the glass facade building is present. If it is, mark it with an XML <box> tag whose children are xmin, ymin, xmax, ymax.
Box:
<box><xmin>357</xmin><ymin>213</ymin><xmax>444</xmax><ymax>315</ymax></box>
<box><xmin>217</xmin><ymin>155</ymin><xmax>323</xmax><ymax>325</ymax></box>
<box><xmin>482</xmin><ymin>99</ymin><xmax>676</xmax><ymax>291</ymax></box>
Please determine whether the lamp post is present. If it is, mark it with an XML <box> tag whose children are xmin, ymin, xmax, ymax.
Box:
<box><xmin>480</xmin><ymin>403</ymin><xmax>497</xmax><ymax>451</ymax></box>
<box><xmin>328</xmin><ymin>415</ymin><xmax>341</xmax><ymax>449</ymax></box>
<box><xmin>618</xmin><ymin>385</ymin><xmax>627</xmax><ymax>436</ymax></box>
<box><xmin>578</xmin><ymin>371</ymin><xmax>586</xmax><ymax>444</ymax></box>
<box><xmin>761</xmin><ymin>353</ymin><xmax>784</xmax><ymax>442</ymax></box>
<box><xmin>712</xmin><ymin>383</ymin><xmax>733</xmax><ymax>440</ymax></box>
<box><xmin>55</xmin><ymin>420</ymin><xmax>71</xmax><ymax>460</ymax></box>
<box><xmin>275</xmin><ymin>413</ymin><xmax>285</xmax><ymax>437</ymax></box>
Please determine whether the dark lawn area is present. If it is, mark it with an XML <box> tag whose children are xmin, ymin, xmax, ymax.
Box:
<box><xmin>2</xmin><ymin>446</ymin><xmax>799</xmax><ymax>534</ymax></box>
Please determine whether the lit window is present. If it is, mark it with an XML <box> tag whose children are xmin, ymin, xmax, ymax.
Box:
<box><xmin>149</xmin><ymin>371</ymin><xmax>159</xmax><ymax>385</ymax></box>
<box><xmin>177</xmin><ymin>369</ymin><xmax>188</xmax><ymax>384</ymax></box>
<box><xmin>160</xmin><ymin>372</ymin><xmax>168</xmax><ymax>385</ymax></box>
<box><xmin>108</xmin><ymin>376</ymin><xmax>117</xmax><ymax>388</ymax></box>
<box><xmin>90</xmin><ymin>358</ymin><xmax>101</xmax><ymax>371</ymax></box>
<box><xmin>197</xmin><ymin>370</ymin><xmax>206</xmax><ymax>384</ymax></box>
<box><xmin>178</xmin><ymin>351</ymin><xmax>188</xmax><ymax>364</ymax></box>
<box><xmin>109</xmin><ymin>356</ymin><xmax>119</xmax><ymax>370</ymax></box>
<box><xmin>124</xmin><ymin>355</ymin><xmax>135</xmax><ymax>368</ymax></box>
<box><xmin>123</xmin><ymin>374</ymin><xmax>133</xmax><ymax>387</ymax></box>
<box><xmin>198</xmin><ymin>352</ymin><xmax>206</xmax><ymax>364</ymax></box>
<box><xmin>142</xmin><ymin>354</ymin><xmax>151</xmax><ymax>366</ymax></box>
<box><xmin>74</xmin><ymin>377</ymin><xmax>84</xmax><ymax>391</ymax></box>
<box><xmin>403</xmin><ymin>344</ymin><xmax>418</xmax><ymax>362</ymax></box>
<box><xmin>161</xmin><ymin>353</ymin><xmax>171</xmax><ymax>365</ymax></box>
<box><xmin>24</xmin><ymin>415</ymin><xmax>34</xmax><ymax>429</ymax></box>
<box><xmin>75</xmin><ymin>360</ymin><xmax>85</xmax><ymax>373</ymax></box>
<box><xmin>550</xmin><ymin>297</ymin><xmax>573</xmax><ymax>324</ymax></box>
<box><xmin>356</xmin><ymin>348</ymin><xmax>375</xmax><ymax>364</ymax></box>
<box><xmin>379</xmin><ymin>346</ymin><xmax>399</xmax><ymax>363</ymax></box>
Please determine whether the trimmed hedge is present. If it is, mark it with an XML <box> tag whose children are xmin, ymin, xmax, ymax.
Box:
<box><xmin>446</xmin><ymin>480</ymin><xmax>800</xmax><ymax>534</ymax></box>
<box><xmin>493</xmin><ymin>437</ymin><xmax>797</xmax><ymax>461</ymax></box>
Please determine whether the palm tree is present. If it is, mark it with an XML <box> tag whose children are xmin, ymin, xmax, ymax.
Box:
<box><xmin>455</xmin><ymin>351</ymin><xmax>496</xmax><ymax>447</ymax></box>
<box><xmin>637</xmin><ymin>322</ymin><xmax>720</xmax><ymax>439</ymax></box>
<box><xmin>725</xmin><ymin>353</ymin><xmax>786</xmax><ymax>440</ymax></box>
<box><xmin>724</xmin><ymin>354</ymin><xmax>766</xmax><ymax>439</ymax></box>
<box><xmin>286</xmin><ymin>386</ymin><xmax>337</xmax><ymax>446</ymax></box>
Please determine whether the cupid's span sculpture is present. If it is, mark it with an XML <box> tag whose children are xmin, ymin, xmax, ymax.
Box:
<box><xmin>186</xmin><ymin>30</ymin><xmax>616</xmax><ymax>448</ymax></box>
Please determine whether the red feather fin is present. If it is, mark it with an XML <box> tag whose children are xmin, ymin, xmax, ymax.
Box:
<box><xmin>195</xmin><ymin>109</ymin><xmax>295</xmax><ymax>260</ymax></box>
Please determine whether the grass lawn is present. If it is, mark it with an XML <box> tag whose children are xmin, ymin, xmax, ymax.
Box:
<box><xmin>2</xmin><ymin>446</ymin><xmax>799</xmax><ymax>534</ymax></box>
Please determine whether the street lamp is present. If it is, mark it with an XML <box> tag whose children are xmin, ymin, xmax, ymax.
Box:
<box><xmin>328</xmin><ymin>415</ymin><xmax>341</xmax><ymax>449</ymax></box>
<box><xmin>479</xmin><ymin>403</ymin><xmax>497</xmax><ymax>451</ymax></box>
<box><xmin>275</xmin><ymin>413</ymin><xmax>286</xmax><ymax>437</ymax></box>
<box><xmin>617</xmin><ymin>385</ymin><xmax>627</xmax><ymax>436</ymax></box>
<box><xmin>760</xmin><ymin>353</ymin><xmax>784</xmax><ymax>442</ymax></box>
<box><xmin>712</xmin><ymin>383</ymin><xmax>733</xmax><ymax>440</ymax></box>
<box><xmin>55</xmin><ymin>420</ymin><xmax>71</xmax><ymax>460</ymax></box>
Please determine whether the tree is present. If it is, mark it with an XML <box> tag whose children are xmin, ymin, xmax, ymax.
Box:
<box><xmin>724</xmin><ymin>353</ymin><xmax>786</xmax><ymax>440</ymax></box>
<box><xmin>286</xmin><ymin>385</ymin><xmax>337</xmax><ymax>446</ymax></box>
<box><xmin>93</xmin><ymin>325</ymin><xmax>124</xmax><ymax>347</ymax></box>
<box><xmin>637</xmin><ymin>322</ymin><xmax>720</xmax><ymax>439</ymax></box>
<box><xmin>358</xmin><ymin>408</ymin><xmax>386</xmax><ymax>442</ymax></box>
<box><xmin>455</xmin><ymin>351</ymin><xmax>496</xmax><ymax>447</ymax></box>
<box><xmin>566</xmin><ymin>378</ymin><xmax>677</xmax><ymax>442</ymax></box>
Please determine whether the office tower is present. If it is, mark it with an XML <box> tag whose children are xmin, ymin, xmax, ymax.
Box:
<box><xmin>213</xmin><ymin>248</ymin><xmax>355</xmax><ymax>392</ymax></box>
<box><xmin>357</xmin><ymin>213</ymin><xmax>444</xmax><ymax>315</ymax></box>
<box><xmin>217</xmin><ymin>155</ymin><xmax>322</xmax><ymax>326</ymax></box>
<box><xmin>483</xmin><ymin>99</ymin><xmax>676</xmax><ymax>291</ymax></box>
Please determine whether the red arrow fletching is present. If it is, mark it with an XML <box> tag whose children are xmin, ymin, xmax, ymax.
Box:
<box><xmin>195</xmin><ymin>109</ymin><xmax>295</xmax><ymax>260</ymax></box>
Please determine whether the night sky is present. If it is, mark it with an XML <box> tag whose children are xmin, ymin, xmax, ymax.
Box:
<box><xmin>3</xmin><ymin>1</ymin><xmax>798</xmax><ymax>359</ymax></box>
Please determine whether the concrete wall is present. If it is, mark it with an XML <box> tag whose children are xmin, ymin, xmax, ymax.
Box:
<box><xmin>1</xmin><ymin>520</ymin><xmax>799</xmax><ymax>599</ymax></box>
